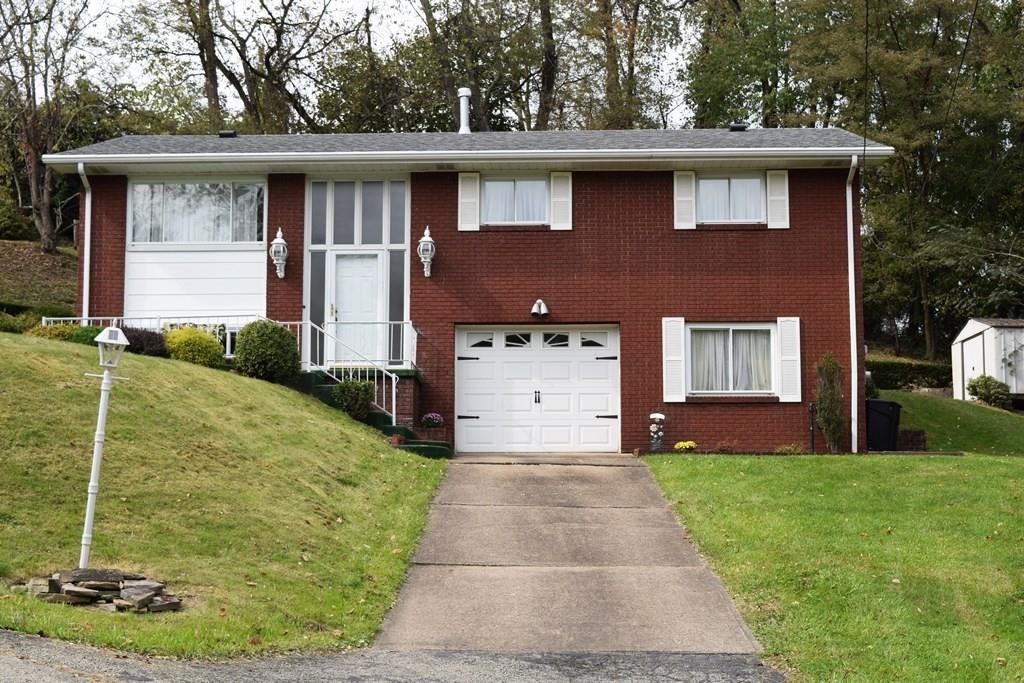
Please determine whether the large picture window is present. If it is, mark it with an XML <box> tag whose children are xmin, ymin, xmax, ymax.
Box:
<box><xmin>482</xmin><ymin>177</ymin><xmax>548</xmax><ymax>224</ymax></box>
<box><xmin>689</xmin><ymin>324</ymin><xmax>773</xmax><ymax>393</ymax></box>
<box><xmin>697</xmin><ymin>173</ymin><xmax>765</xmax><ymax>223</ymax></box>
<box><xmin>130</xmin><ymin>182</ymin><xmax>264</xmax><ymax>243</ymax></box>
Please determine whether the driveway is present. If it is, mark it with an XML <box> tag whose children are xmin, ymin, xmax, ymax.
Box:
<box><xmin>377</xmin><ymin>452</ymin><xmax>763</xmax><ymax>654</ymax></box>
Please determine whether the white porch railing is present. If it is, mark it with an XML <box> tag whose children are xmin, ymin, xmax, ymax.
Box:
<box><xmin>322</xmin><ymin>321</ymin><xmax>418</xmax><ymax>369</ymax></box>
<box><xmin>272</xmin><ymin>319</ymin><xmax>400</xmax><ymax>425</ymax></box>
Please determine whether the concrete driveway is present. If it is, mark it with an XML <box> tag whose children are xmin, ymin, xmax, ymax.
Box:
<box><xmin>377</xmin><ymin>452</ymin><xmax>762</xmax><ymax>654</ymax></box>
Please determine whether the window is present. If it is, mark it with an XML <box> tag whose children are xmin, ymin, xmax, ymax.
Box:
<box><xmin>130</xmin><ymin>182</ymin><xmax>264</xmax><ymax>243</ymax></box>
<box><xmin>689</xmin><ymin>324</ymin><xmax>773</xmax><ymax>393</ymax></box>
<box><xmin>504</xmin><ymin>332</ymin><xmax>532</xmax><ymax>348</ymax></box>
<box><xmin>543</xmin><ymin>332</ymin><xmax>570</xmax><ymax>348</ymax></box>
<box><xmin>581</xmin><ymin>331</ymin><xmax>608</xmax><ymax>348</ymax></box>
<box><xmin>482</xmin><ymin>177</ymin><xmax>548</xmax><ymax>224</ymax></box>
<box><xmin>467</xmin><ymin>332</ymin><xmax>493</xmax><ymax>348</ymax></box>
<box><xmin>697</xmin><ymin>173</ymin><xmax>765</xmax><ymax>223</ymax></box>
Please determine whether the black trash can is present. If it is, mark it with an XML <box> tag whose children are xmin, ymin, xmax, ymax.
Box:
<box><xmin>866</xmin><ymin>399</ymin><xmax>902</xmax><ymax>451</ymax></box>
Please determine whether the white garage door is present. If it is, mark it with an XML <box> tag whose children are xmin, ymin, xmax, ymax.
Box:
<box><xmin>455</xmin><ymin>327</ymin><xmax>621</xmax><ymax>453</ymax></box>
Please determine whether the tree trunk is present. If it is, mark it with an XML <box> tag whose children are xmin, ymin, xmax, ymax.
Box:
<box><xmin>596</xmin><ymin>0</ymin><xmax>627</xmax><ymax>128</ymax></box>
<box><xmin>419</xmin><ymin>0</ymin><xmax>459</xmax><ymax>127</ymax></box>
<box><xmin>535</xmin><ymin>0</ymin><xmax>557</xmax><ymax>130</ymax></box>
<box><xmin>194</xmin><ymin>0</ymin><xmax>222</xmax><ymax>130</ymax></box>
<box><xmin>919</xmin><ymin>270</ymin><xmax>937</xmax><ymax>360</ymax></box>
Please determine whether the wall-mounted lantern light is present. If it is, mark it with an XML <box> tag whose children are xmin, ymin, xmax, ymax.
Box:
<box><xmin>417</xmin><ymin>226</ymin><xmax>436</xmax><ymax>277</ymax></box>
<box><xmin>269</xmin><ymin>228</ymin><xmax>288</xmax><ymax>279</ymax></box>
<box><xmin>79</xmin><ymin>327</ymin><xmax>130</xmax><ymax>569</ymax></box>
<box><xmin>530</xmin><ymin>298</ymin><xmax>549</xmax><ymax>317</ymax></box>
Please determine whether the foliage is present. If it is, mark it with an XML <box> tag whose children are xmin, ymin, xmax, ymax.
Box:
<box><xmin>966</xmin><ymin>375</ymin><xmax>1012</xmax><ymax>410</ymax></box>
<box><xmin>673</xmin><ymin>440</ymin><xmax>697</xmax><ymax>452</ymax></box>
<box><xmin>67</xmin><ymin>325</ymin><xmax>102</xmax><ymax>345</ymax></box>
<box><xmin>121</xmin><ymin>327</ymin><xmax>168</xmax><ymax>357</ymax></box>
<box><xmin>814</xmin><ymin>354</ymin><xmax>844</xmax><ymax>453</ymax></box>
<box><xmin>25</xmin><ymin>323</ymin><xmax>77</xmax><ymax>341</ymax></box>
<box><xmin>233</xmin><ymin>320</ymin><xmax>300</xmax><ymax>384</ymax></box>
<box><xmin>420</xmin><ymin>412</ymin><xmax>444</xmax><ymax>428</ymax></box>
<box><xmin>646</xmin><ymin>454</ymin><xmax>1024</xmax><ymax>681</ymax></box>
<box><xmin>0</xmin><ymin>241</ymin><xmax>77</xmax><ymax>312</ymax></box>
<box><xmin>773</xmin><ymin>442</ymin><xmax>805</xmax><ymax>455</ymax></box>
<box><xmin>0</xmin><ymin>333</ymin><xmax>445</xmax><ymax>656</ymax></box>
<box><xmin>0</xmin><ymin>310</ymin><xmax>49</xmax><ymax>333</ymax></box>
<box><xmin>866</xmin><ymin>354</ymin><xmax>952</xmax><ymax>389</ymax></box>
<box><xmin>864</xmin><ymin>372</ymin><xmax>880</xmax><ymax>399</ymax></box>
<box><xmin>331</xmin><ymin>381</ymin><xmax>375</xmax><ymax>422</ymax></box>
<box><xmin>164</xmin><ymin>327</ymin><xmax>224</xmax><ymax>368</ymax></box>
<box><xmin>882</xmin><ymin>390</ymin><xmax>1024</xmax><ymax>456</ymax></box>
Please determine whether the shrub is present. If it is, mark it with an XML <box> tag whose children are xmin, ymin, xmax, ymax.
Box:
<box><xmin>774</xmin><ymin>443</ymin><xmax>805</xmax><ymax>455</ymax></box>
<box><xmin>815</xmin><ymin>353</ymin><xmax>845</xmax><ymax>453</ymax></box>
<box><xmin>233</xmin><ymin>320</ymin><xmax>300</xmax><ymax>383</ymax></box>
<box><xmin>865</xmin><ymin>372</ymin><xmax>880</xmax><ymax>399</ymax></box>
<box><xmin>673</xmin><ymin>440</ymin><xmax>697</xmax><ymax>452</ymax></box>
<box><xmin>0</xmin><ymin>312</ymin><xmax>27</xmax><ymax>333</ymax></box>
<box><xmin>122</xmin><ymin>327</ymin><xmax>168</xmax><ymax>357</ymax></box>
<box><xmin>967</xmin><ymin>375</ymin><xmax>1012</xmax><ymax>410</ymax></box>
<box><xmin>331</xmin><ymin>381</ymin><xmax>375</xmax><ymax>422</ymax></box>
<box><xmin>865</xmin><ymin>355</ymin><xmax>952</xmax><ymax>389</ymax></box>
<box><xmin>25</xmin><ymin>323</ymin><xmax>78</xmax><ymax>341</ymax></box>
<box><xmin>164</xmin><ymin>327</ymin><xmax>224</xmax><ymax>368</ymax></box>
<box><xmin>67</xmin><ymin>325</ymin><xmax>102</xmax><ymax>346</ymax></box>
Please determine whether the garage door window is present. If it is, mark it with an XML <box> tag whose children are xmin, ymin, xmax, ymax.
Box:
<box><xmin>505</xmin><ymin>332</ymin><xmax>533</xmax><ymax>348</ymax></box>
<box><xmin>466</xmin><ymin>332</ymin><xmax>494</xmax><ymax>348</ymax></box>
<box><xmin>543</xmin><ymin>332</ymin><xmax>570</xmax><ymax>348</ymax></box>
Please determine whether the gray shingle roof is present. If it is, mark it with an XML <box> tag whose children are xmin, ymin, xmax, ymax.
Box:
<box><xmin>52</xmin><ymin>128</ymin><xmax>886</xmax><ymax>157</ymax></box>
<box><xmin>974</xmin><ymin>318</ymin><xmax>1024</xmax><ymax>328</ymax></box>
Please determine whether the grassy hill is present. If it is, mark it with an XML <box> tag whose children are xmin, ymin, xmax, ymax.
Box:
<box><xmin>0</xmin><ymin>333</ymin><xmax>445</xmax><ymax>657</ymax></box>
<box><xmin>0</xmin><ymin>240</ymin><xmax>77</xmax><ymax>312</ymax></box>
<box><xmin>882</xmin><ymin>390</ymin><xmax>1024</xmax><ymax>456</ymax></box>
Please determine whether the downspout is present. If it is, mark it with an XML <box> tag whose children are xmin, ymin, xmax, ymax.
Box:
<box><xmin>77</xmin><ymin>162</ymin><xmax>92</xmax><ymax>321</ymax></box>
<box><xmin>846</xmin><ymin>155</ymin><xmax>859</xmax><ymax>452</ymax></box>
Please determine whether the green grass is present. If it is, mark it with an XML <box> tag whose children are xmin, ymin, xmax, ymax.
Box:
<box><xmin>0</xmin><ymin>333</ymin><xmax>446</xmax><ymax>657</ymax></box>
<box><xmin>0</xmin><ymin>239</ymin><xmax>77</xmax><ymax>310</ymax></box>
<box><xmin>647</xmin><ymin>455</ymin><xmax>1024</xmax><ymax>682</ymax></box>
<box><xmin>883</xmin><ymin>390</ymin><xmax>1024</xmax><ymax>456</ymax></box>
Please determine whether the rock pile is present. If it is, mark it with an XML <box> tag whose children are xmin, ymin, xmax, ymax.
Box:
<box><xmin>21</xmin><ymin>568</ymin><xmax>182</xmax><ymax>613</ymax></box>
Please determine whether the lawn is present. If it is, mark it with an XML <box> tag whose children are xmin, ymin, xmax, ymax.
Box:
<box><xmin>0</xmin><ymin>333</ymin><xmax>446</xmax><ymax>657</ymax></box>
<box><xmin>883</xmin><ymin>389</ymin><xmax>1024</xmax><ymax>456</ymax></box>
<box><xmin>0</xmin><ymin>239</ymin><xmax>77</xmax><ymax>311</ymax></box>
<box><xmin>647</xmin><ymin>392</ymin><xmax>1024</xmax><ymax>681</ymax></box>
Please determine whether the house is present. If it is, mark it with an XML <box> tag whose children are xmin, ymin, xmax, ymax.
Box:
<box><xmin>952</xmin><ymin>318</ymin><xmax>1024</xmax><ymax>400</ymax></box>
<box><xmin>43</xmin><ymin>103</ymin><xmax>894</xmax><ymax>454</ymax></box>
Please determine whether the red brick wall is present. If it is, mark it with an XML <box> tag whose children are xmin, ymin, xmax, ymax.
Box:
<box><xmin>409</xmin><ymin>169</ymin><xmax>866</xmax><ymax>453</ymax></box>
<box><xmin>78</xmin><ymin>175</ymin><xmax>127</xmax><ymax>317</ymax></box>
<box><xmin>265</xmin><ymin>174</ymin><xmax>305</xmax><ymax>322</ymax></box>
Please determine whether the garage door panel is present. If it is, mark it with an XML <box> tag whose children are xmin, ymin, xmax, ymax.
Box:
<box><xmin>456</xmin><ymin>327</ymin><xmax>619</xmax><ymax>453</ymax></box>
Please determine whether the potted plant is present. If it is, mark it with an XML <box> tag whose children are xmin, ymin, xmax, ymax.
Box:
<box><xmin>418</xmin><ymin>413</ymin><xmax>447</xmax><ymax>441</ymax></box>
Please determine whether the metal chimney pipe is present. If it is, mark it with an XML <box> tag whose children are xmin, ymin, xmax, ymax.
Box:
<box><xmin>457</xmin><ymin>87</ymin><xmax>472</xmax><ymax>134</ymax></box>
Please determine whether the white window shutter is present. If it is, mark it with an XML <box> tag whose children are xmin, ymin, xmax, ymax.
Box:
<box><xmin>549</xmin><ymin>172</ymin><xmax>572</xmax><ymax>230</ymax></box>
<box><xmin>766</xmin><ymin>170</ymin><xmax>790</xmax><ymax>229</ymax></box>
<box><xmin>458</xmin><ymin>173</ymin><xmax>480</xmax><ymax>231</ymax></box>
<box><xmin>777</xmin><ymin>316</ymin><xmax>801</xmax><ymax>402</ymax></box>
<box><xmin>674</xmin><ymin>171</ymin><xmax>696</xmax><ymax>230</ymax></box>
<box><xmin>662</xmin><ymin>317</ymin><xmax>686</xmax><ymax>402</ymax></box>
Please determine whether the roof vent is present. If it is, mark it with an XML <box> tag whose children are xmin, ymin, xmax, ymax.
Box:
<box><xmin>218</xmin><ymin>129</ymin><xmax>238</xmax><ymax>138</ymax></box>
<box><xmin>728</xmin><ymin>122</ymin><xmax>749</xmax><ymax>132</ymax></box>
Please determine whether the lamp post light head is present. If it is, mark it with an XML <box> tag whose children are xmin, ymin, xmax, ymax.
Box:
<box><xmin>269</xmin><ymin>228</ymin><xmax>288</xmax><ymax>279</ymax></box>
<box><xmin>417</xmin><ymin>226</ymin><xmax>436</xmax><ymax>277</ymax></box>
<box><xmin>94</xmin><ymin>327</ymin><xmax>129</xmax><ymax>369</ymax></box>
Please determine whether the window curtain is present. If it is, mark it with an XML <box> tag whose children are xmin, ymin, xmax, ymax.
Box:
<box><xmin>515</xmin><ymin>179</ymin><xmax>547</xmax><ymax>222</ymax></box>
<box><xmin>691</xmin><ymin>329</ymin><xmax>728</xmax><ymax>391</ymax></box>
<box><xmin>698</xmin><ymin>178</ymin><xmax>729</xmax><ymax>222</ymax></box>
<box><xmin>483</xmin><ymin>180</ymin><xmax>515</xmax><ymax>222</ymax></box>
<box><xmin>232</xmin><ymin>183</ymin><xmax>263</xmax><ymax>242</ymax></box>
<box><xmin>730</xmin><ymin>178</ymin><xmax>763</xmax><ymax>221</ymax></box>
<box><xmin>733</xmin><ymin>329</ymin><xmax>772</xmax><ymax>391</ymax></box>
<box><xmin>131</xmin><ymin>183</ymin><xmax>162</xmax><ymax>241</ymax></box>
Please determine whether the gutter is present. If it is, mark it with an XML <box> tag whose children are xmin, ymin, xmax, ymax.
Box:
<box><xmin>43</xmin><ymin>145</ymin><xmax>897</xmax><ymax>169</ymax></box>
<box><xmin>78</xmin><ymin>162</ymin><xmax>92</xmax><ymax>321</ymax></box>
<box><xmin>846</xmin><ymin>155</ymin><xmax>859</xmax><ymax>453</ymax></box>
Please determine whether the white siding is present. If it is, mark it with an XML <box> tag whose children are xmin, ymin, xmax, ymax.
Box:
<box><xmin>995</xmin><ymin>327</ymin><xmax>1024</xmax><ymax>394</ymax></box>
<box><xmin>123</xmin><ymin>248</ymin><xmax>267</xmax><ymax>318</ymax></box>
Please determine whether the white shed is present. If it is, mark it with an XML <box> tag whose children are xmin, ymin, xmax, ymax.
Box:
<box><xmin>951</xmin><ymin>318</ymin><xmax>1024</xmax><ymax>400</ymax></box>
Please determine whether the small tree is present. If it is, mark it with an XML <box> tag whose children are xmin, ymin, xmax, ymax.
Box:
<box><xmin>815</xmin><ymin>354</ymin><xmax>844</xmax><ymax>453</ymax></box>
<box><xmin>967</xmin><ymin>375</ymin><xmax>1012</xmax><ymax>410</ymax></box>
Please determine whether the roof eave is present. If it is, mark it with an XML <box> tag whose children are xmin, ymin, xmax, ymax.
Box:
<box><xmin>42</xmin><ymin>145</ymin><xmax>896</xmax><ymax>173</ymax></box>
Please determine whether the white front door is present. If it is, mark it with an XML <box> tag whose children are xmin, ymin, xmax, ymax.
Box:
<box><xmin>330</xmin><ymin>254</ymin><xmax>382</xmax><ymax>364</ymax></box>
<box><xmin>455</xmin><ymin>327</ymin><xmax>621</xmax><ymax>453</ymax></box>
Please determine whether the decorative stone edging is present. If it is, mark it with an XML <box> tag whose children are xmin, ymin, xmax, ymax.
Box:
<box><xmin>16</xmin><ymin>568</ymin><xmax>181</xmax><ymax>613</ymax></box>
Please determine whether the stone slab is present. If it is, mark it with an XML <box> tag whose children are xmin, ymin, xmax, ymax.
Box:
<box><xmin>415</xmin><ymin>505</ymin><xmax>701</xmax><ymax>567</ymax></box>
<box><xmin>435</xmin><ymin>463</ymin><xmax>666</xmax><ymax>508</ymax></box>
<box><xmin>453</xmin><ymin>453</ymin><xmax>644</xmax><ymax>467</ymax></box>
<box><xmin>377</xmin><ymin>565</ymin><xmax>760</xmax><ymax>653</ymax></box>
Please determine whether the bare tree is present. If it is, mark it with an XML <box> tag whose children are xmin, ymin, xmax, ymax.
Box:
<box><xmin>0</xmin><ymin>0</ymin><xmax>91</xmax><ymax>253</ymax></box>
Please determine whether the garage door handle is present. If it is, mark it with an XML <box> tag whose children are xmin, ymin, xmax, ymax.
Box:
<box><xmin>457</xmin><ymin>415</ymin><xmax>480</xmax><ymax>420</ymax></box>
<box><xmin>595</xmin><ymin>356</ymin><xmax>618</xmax><ymax>360</ymax></box>
<box><xmin>457</xmin><ymin>356</ymin><xmax>479</xmax><ymax>361</ymax></box>
<box><xmin>595</xmin><ymin>414</ymin><xmax>619</xmax><ymax>419</ymax></box>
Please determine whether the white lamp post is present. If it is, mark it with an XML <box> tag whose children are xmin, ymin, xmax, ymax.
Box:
<box><xmin>79</xmin><ymin>327</ymin><xmax>129</xmax><ymax>569</ymax></box>
<box><xmin>417</xmin><ymin>226</ymin><xmax>435</xmax><ymax>277</ymax></box>
<box><xmin>269</xmin><ymin>228</ymin><xmax>288</xmax><ymax>279</ymax></box>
